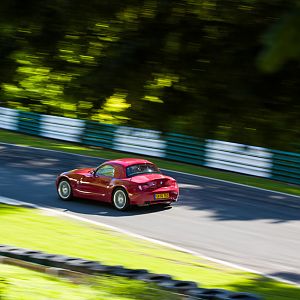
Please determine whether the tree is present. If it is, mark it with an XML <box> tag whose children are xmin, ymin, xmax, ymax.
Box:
<box><xmin>0</xmin><ymin>0</ymin><xmax>299</xmax><ymax>151</ymax></box>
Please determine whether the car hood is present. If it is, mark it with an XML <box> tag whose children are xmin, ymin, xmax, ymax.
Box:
<box><xmin>130</xmin><ymin>173</ymin><xmax>172</xmax><ymax>184</ymax></box>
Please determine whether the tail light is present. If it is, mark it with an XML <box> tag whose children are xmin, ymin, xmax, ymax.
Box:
<box><xmin>138</xmin><ymin>179</ymin><xmax>177</xmax><ymax>191</ymax></box>
<box><xmin>138</xmin><ymin>181</ymin><xmax>157</xmax><ymax>191</ymax></box>
<box><xmin>165</xmin><ymin>179</ymin><xmax>176</xmax><ymax>187</ymax></box>
<box><xmin>138</xmin><ymin>184</ymin><xmax>149</xmax><ymax>191</ymax></box>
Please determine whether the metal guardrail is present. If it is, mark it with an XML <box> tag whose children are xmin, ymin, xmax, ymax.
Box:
<box><xmin>40</xmin><ymin>114</ymin><xmax>85</xmax><ymax>143</ymax></box>
<box><xmin>164</xmin><ymin>132</ymin><xmax>206</xmax><ymax>166</ymax></box>
<box><xmin>0</xmin><ymin>107</ymin><xmax>18</xmax><ymax>131</ymax></box>
<box><xmin>82</xmin><ymin>120</ymin><xmax>116</xmax><ymax>148</ymax></box>
<box><xmin>18</xmin><ymin>111</ymin><xmax>41</xmax><ymax>136</ymax></box>
<box><xmin>204</xmin><ymin>140</ymin><xmax>273</xmax><ymax>178</ymax></box>
<box><xmin>0</xmin><ymin>106</ymin><xmax>299</xmax><ymax>185</ymax></box>
<box><xmin>114</xmin><ymin>126</ymin><xmax>166</xmax><ymax>157</ymax></box>
<box><xmin>271</xmin><ymin>150</ymin><xmax>300</xmax><ymax>185</ymax></box>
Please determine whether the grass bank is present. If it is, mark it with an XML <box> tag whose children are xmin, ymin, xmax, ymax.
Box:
<box><xmin>0</xmin><ymin>204</ymin><xmax>299</xmax><ymax>300</ymax></box>
<box><xmin>0</xmin><ymin>263</ymin><xmax>178</xmax><ymax>300</ymax></box>
<box><xmin>0</xmin><ymin>129</ymin><xmax>299</xmax><ymax>196</ymax></box>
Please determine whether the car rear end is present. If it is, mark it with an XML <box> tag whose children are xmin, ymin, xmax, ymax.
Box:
<box><xmin>129</xmin><ymin>177</ymin><xmax>179</xmax><ymax>206</ymax></box>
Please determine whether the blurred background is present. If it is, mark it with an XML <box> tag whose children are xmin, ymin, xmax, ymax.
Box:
<box><xmin>0</xmin><ymin>0</ymin><xmax>299</xmax><ymax>151</ymax></box>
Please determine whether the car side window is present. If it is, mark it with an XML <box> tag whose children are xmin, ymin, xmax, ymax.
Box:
<box><xmin>95</xmin><ymin>165</ymin><xmax>115</xmax><ymax>177</ymax></box>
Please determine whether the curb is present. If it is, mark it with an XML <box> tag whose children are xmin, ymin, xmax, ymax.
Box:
<box><xmin>0</xmin><ymin>244</ymin><xmax>262</xmax><ymax>299</ymax></box>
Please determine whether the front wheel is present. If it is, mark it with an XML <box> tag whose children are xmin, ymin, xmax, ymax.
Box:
<box><xmin>112</xmin><ymin>188</ymin><xmax>129</xmax><ymax>211</ymax></box>
<box><xmin>57</xmin><ymin>179</ymin><xmax>73</xmax><ymax>201</ymax></box>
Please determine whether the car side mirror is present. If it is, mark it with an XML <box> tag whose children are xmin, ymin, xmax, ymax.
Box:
<box><xmin>90</xmin><ymin>169</ymin><xmax>96</xmax><ymax>176</ymax></box>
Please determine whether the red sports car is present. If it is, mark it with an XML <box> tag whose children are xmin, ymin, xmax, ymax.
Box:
<box><xmin>56</xmin><ymin>158</ymin><xmax>179</xmax><ymax>211</ymax></box>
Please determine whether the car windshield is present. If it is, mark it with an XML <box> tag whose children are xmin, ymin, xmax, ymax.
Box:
<box><xmin>126</xmin><ymin>163</ymin><xmax>161</xmax><ymax>177</ymax></box>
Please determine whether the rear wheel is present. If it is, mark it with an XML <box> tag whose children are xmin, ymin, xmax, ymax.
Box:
<box><xmin>112</xmin><ymin>188</ymin><xmax>129</xmax><ymax>211</ymax></box>
<box><xmin>57</xmin><ymin>179</ymin><xmax>73</xmax><ymax>201</ymax></box>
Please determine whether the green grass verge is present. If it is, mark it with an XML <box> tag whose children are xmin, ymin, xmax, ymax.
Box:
<box><xmin>0</xmin><ymin>204</ymin><xmax>299</xmax><ymax>300</ymax></box>
<box><xmin>0</xmin><ymin>129</ymin><xmax>299</xmax><ymax>196</ymax></box>
<box><xmin>0</xmin><ymin>264</ymin><xmax>178</xmax><ymax>300</ymax></box>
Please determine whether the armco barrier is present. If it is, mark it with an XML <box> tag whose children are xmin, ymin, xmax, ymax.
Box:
<box><xmin>0</xmin><ymin>106</ymin><xmax>299</xmax><ymax>185</ymax></box>
<box><xmin>82</xmin><ymin>120</ymin><xmax>116</xmax><ymax>149</ymax></box>
<box><xmin>0</xmin><ymin>107</ymin><xmax>18</xmax><ymax>130</ymax></box>
<box><xmin>40</xmin><ymin>114</ymin><xmax>84</xmax><ymax>143</ymax></box>
<box><xmin>18</xmin><ymin>111</ymin><xmax>41</xmax><ymax>136</ymax></box>
<box><xmin>164</xmin><ymin>132</ymin><xmax>206</xmax><ymax>165</ymax></box>
<box><xmin>204</xmin><ymin>140</ymin><xmax>272</xmax><ymax>178</ymax></box>
<box><xmin>271</xmin><ymin>149</ymin><xmax>300</xmax><ymax>185</ymax></box>
<box><xmin>0</xmin><ymin>244</ymin><xmax>262</xmax><ymax>299</ymax></box>
<box><xmin>114</xmin><ymin>126</ymin><xmax>166</xmax><ymax>157</ymax></box>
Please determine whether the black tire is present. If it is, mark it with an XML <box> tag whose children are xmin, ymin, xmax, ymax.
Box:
<box><xmin>112</xmin><ymin>188</ymin><xmax>129</xmax><ymax>211</ymax></box>
<box><xmin>57</xmin><ymin>179</ymin><xmax>73</xmax><ymax>201</ymax></box>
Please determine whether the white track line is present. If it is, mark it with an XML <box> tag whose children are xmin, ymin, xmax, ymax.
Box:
<box><xmin>0</xmin><ymin>196</ymin><xmax>299</xmax><ymax>287</ymax></box>
<box><xmin>0</xmin><ymin>141</ymin><xmax>299</xmax><ymax>198</ymax></box>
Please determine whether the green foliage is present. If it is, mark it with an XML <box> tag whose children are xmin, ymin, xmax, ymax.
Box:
<box><xmin>258</xmin><ymin>5</ymin><xmax>300</xmax><ymax>73</ymax></box>
<box><xmin>0</xmin><ymin>0</ymin><xmax>299</xmax><ymax>151</ymax></box>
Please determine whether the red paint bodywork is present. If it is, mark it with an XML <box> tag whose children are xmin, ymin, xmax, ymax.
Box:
<box><xmin>56</xmin><ymin>158</ymin><xmax>179</xmax><ymax>206</ymax></box>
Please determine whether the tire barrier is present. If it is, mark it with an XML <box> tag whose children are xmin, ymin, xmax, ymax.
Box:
<box><xmin>0</xmin><ymin>246</ymin><xmax>20</xmax><ymax>256</ymax></box>
<box><xmin>186</xmin><ymin>288</ymin><xmax>262</xmax><ymax>300</ymax></box>
<box><xmin>101</xmin><ymin>265</ymin><xmax>128</xmax><ymax>276</ymax></box>
<box><xmin>215</xmin><ymin>292</ymin><xmax>262</xmax><ymax>300</ymax></box>
<box><xmin>0</xmin><ymin>245</ymin><xmax>262</xmax><ymax>299</ymax></box>
<box><xmin>107</xmin><ymin>267</ymin><xmax>149</xmax><ymax>278</ymax></box>
<box><xmin>135</xmin><ymin>273</ymin><xmax>173</xmax><ymax>283</ymax></box>
<box><xmin>64</xmin><ymin>259</ymin><xmax>102</xmax><ymax>273</ymax></box>
<box><xmin>3</xmin><ymin>249</ymin><xmax>41</xmax><ymax>260</ymax></box>
<box><xmin>88</xmin><ymin>263</ymin><xmax>116</xmax><ymax>274</ymax></box>
<box><xmin>27</xmin><ymin>253</ymin><xmax>58</xmax><ymax>265</ymax></box>
<box><xmin>157</xmin><ymin>279</ymin><xmax>198</xmax><ymax>292</ymax></box>
<box><xmin>46</xmin><ymin>255</ymin><xmax>81</xmax><ymax>268</ymax></box>
<box><xmin>186</xmin><ymin>288</ymin><xmax>233</xmax><ymax>299</ymax></box>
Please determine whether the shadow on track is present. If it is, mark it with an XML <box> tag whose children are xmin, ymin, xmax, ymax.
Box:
<box><xmin>54</xmin><ymin>197</ymin><xmax>173</xmax><ymax>217</ymax></box>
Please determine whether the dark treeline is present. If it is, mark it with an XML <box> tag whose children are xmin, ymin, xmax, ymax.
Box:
<box><xmin>0</xmin><ymin>0</ymin><xmax>299</xmax><ymax>151</ymax></box>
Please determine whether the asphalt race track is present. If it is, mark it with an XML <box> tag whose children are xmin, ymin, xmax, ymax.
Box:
<box><xmin>1</xmin><ymin>143</ymin><xmax>300</xmax><ymax>284</ymax></box>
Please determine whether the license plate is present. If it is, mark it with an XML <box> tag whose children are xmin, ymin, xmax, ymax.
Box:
<box><xmin>155</xmin><ymin>193</ymin><xmax>169</xmax><ymax>199</ymax></box>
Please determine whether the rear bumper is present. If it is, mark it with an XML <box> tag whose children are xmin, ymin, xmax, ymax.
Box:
<box><xmin>129</xmin><ymin>188</ymin><xmax>179</xmax><ymax>206</ymax></box>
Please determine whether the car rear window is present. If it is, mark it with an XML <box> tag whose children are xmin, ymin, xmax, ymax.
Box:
<box><xmin>126</xmin><ymin>163</ymin><xmax>161</xmax><ymax>177</ymax></box>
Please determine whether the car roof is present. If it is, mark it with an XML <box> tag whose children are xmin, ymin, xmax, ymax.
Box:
<box><xmin>108</xmin><ymin>158</ymin><xmax>153</xmax><ymax>167</ymax></box>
